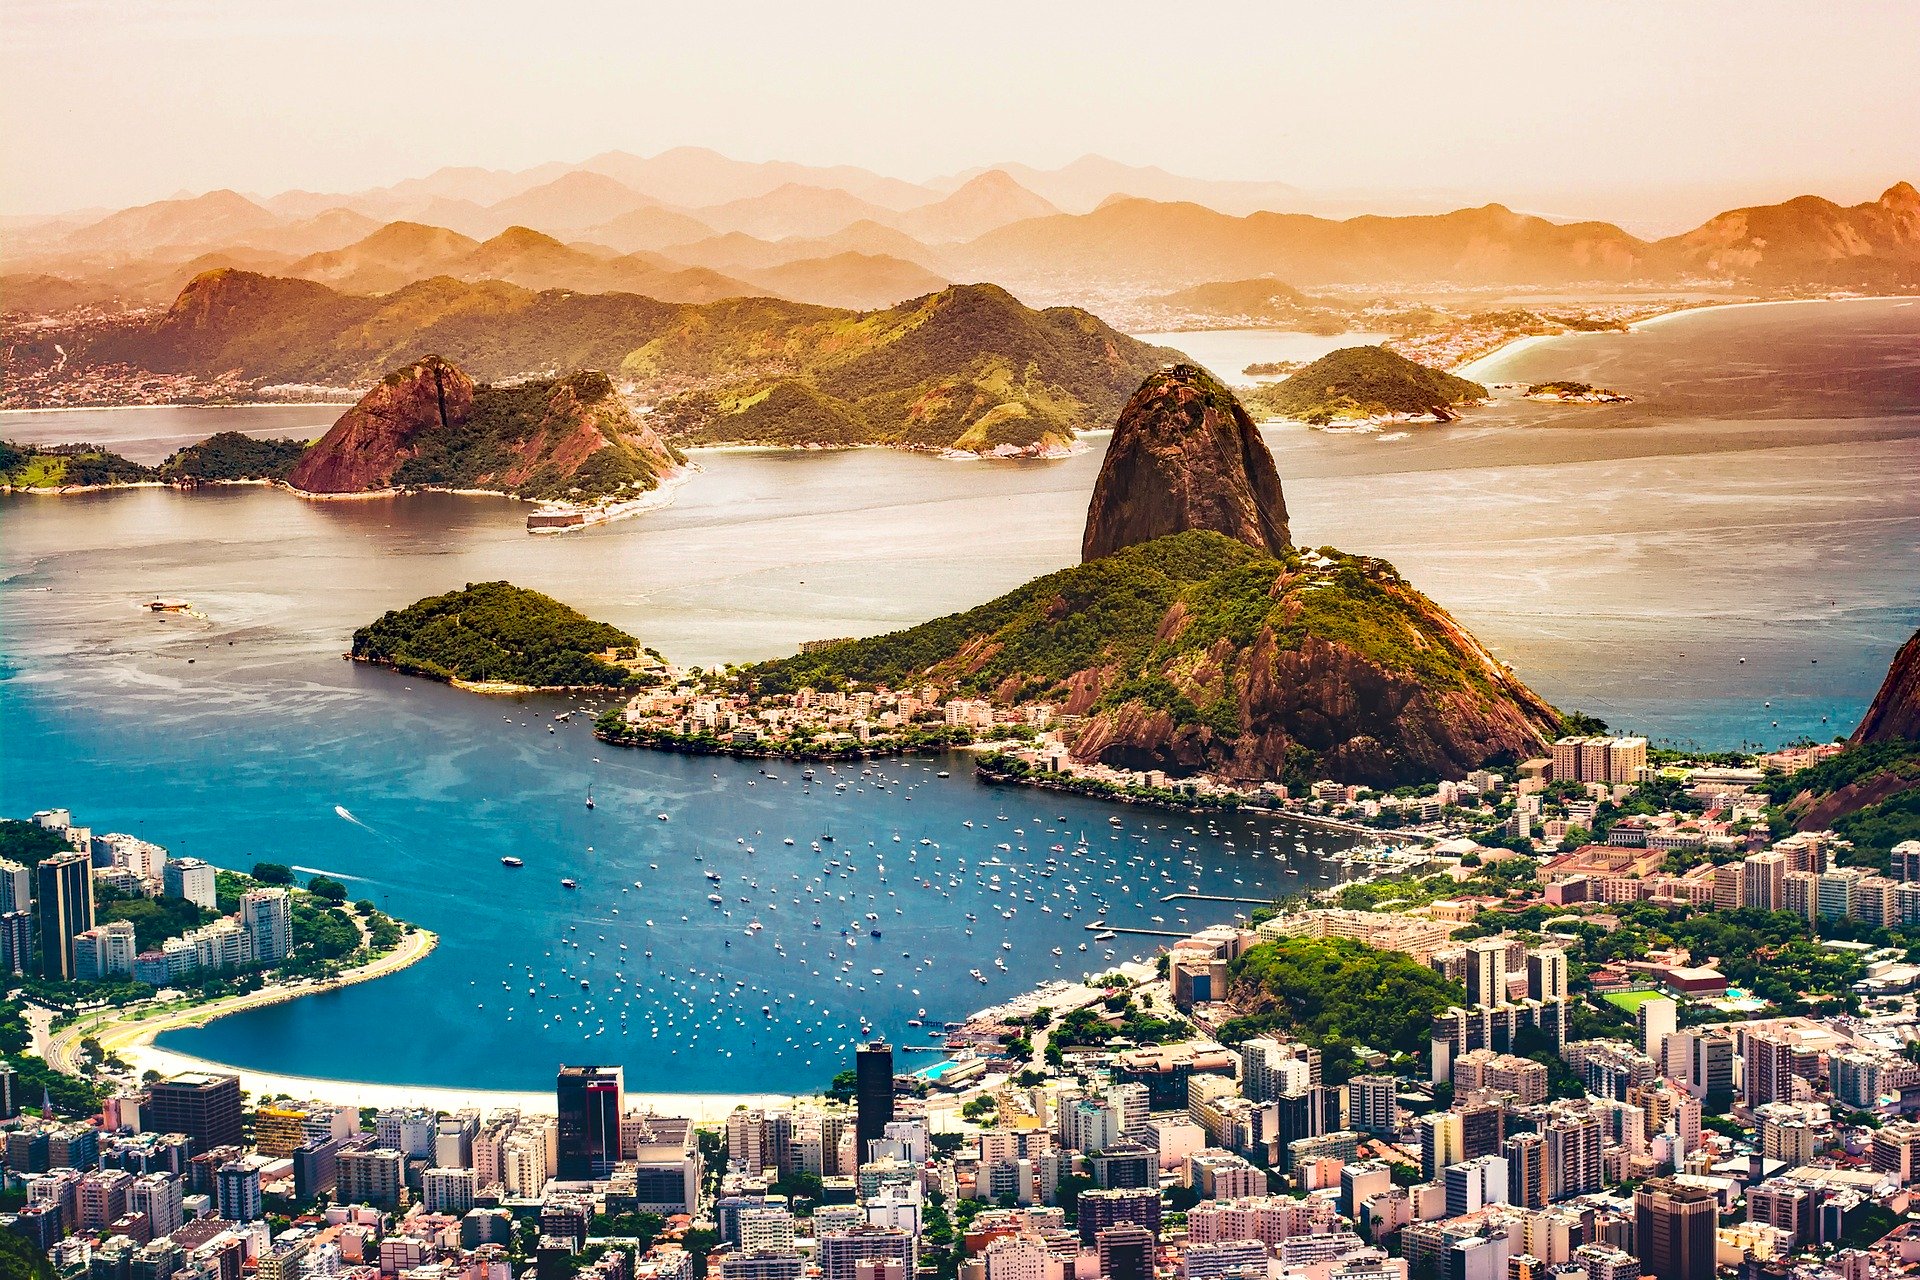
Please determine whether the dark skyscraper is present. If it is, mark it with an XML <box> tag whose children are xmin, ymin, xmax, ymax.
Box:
<box><xmin>1634</xmin><ymin>1177</ymin><xmax>1718</xmax><ymax>1280</ymax></box>
<box><xmin>556</xmin><ymin>1065</ymin><xmax>624</xmax><ymax>1179</ymax></box>
<box><xmin>35</xmin><ymin>850</ymin><xmax>94</xmax><ymax>981</ymax></box>
<box><xmin>143</xmin><ymin>1073</ymin><xmax>243</xmax><ymax>1151</ymax></box>
<box><xmin>855</xmin><ymin>1041</ymin><xmax>895</xmax><ymax>1157</ymax></box>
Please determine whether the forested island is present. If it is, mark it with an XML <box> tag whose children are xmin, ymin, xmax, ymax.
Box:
<box><xmin>1</xmin><ymin>431</ymin><xmax>309</xmax><ymax>491</ymax></box>
<box><xmin>350</xmin><ymin>581</ymin><xmax>666</xmax><ymax>690</ymax></box>
<box><xmin>1245</xmin><ymin>345</ymin><xmax>1487</xmax><ymax>425</ymax></box>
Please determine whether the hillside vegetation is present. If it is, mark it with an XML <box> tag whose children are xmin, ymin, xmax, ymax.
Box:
<box><xmin>1246</xmin><ymin>345</ymin><xmax>1487</xmax><ymax>424</ymax></box>
<box><xmin>747</xmin><ymin>530</ymin><xmax>1560</xmax><ymax>785</ymax></box>
<box><xmin>1218</xmin><ymin>935</ymin><xmax>1466</xmax><ymax>1078</ymax></box>
<box><xmin>86</xmin><ymin>273</ymin><xmax>1170</xmax><ymax>454</ymax></box>
<box><xmin>0</xmin><ymin>440</ymin><xmax>153</xmax><ymax>489</ymax></box>
<box><xmin>160</xmin><ymin>431</ymin><xmax>309</xmax><ymax>481</ymax></box>
<box><xmin>352</xmin><ymin>581</ymin><xmax>659</xmax><ymax>689</ymax></box>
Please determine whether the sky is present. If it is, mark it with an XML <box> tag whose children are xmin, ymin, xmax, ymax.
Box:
<box><xmin>4</xmin><ymin>0</ymin><xmax>1917</xmax><ymax>230</ymax></box>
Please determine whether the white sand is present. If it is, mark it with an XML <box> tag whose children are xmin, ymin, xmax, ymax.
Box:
<box><xmin>121</xmin><ymin>1039</ymin><xmax>796</xmax><ymax>1120</ymax></box>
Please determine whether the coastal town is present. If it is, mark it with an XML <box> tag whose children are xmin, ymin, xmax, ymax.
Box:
<box><xmin>8</xmin><ymin>723</ymin><xmax>1920</xmax><ymax>1280</ymax></box>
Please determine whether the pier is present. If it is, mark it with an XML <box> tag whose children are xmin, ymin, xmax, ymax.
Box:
<box><xmin>1084</xmin><ymin>922</ymin><xmax>1191</xmax><ymax>939</ymax></box>
<box><xmin>1158</xmin><ymin>892</ymin><xmax>1273</xmax><ymax>905</ymax></box>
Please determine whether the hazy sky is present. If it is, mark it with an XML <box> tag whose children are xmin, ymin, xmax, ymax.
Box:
<box><xmin>5</xmin><ymin>0</ymin><xmax>1916</xmax><ymax>227</ymax></box>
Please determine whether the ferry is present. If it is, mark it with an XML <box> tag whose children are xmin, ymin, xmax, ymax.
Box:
<box><xmin>501</xmin><ymin>856</ymin><xmax>524</xmax><ymax>868</ymax></box>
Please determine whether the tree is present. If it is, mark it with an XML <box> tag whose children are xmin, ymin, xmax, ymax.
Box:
<box><xmin>252</xmin><ymin>862</ymin><xmax>295</xmax><ymax>885</ymax></box>
<box><xmin>306</xmin><ymin>875</ymin><xmax>348</xmax><ymax>902</ymax></box>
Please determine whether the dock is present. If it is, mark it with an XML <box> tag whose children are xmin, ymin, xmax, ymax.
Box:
<box><xmin>1158</xmin><ymin>892</ymin><xmax>1273</xmax><ymax>905</ymax></box>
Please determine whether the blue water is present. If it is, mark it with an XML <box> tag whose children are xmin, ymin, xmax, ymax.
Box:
<box><xmin>2</xmin><ymin>297</ymin><xmax>1917</xmax><ymax>1092</ymax></box>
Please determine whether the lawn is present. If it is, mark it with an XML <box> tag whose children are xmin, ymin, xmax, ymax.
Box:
<box><xmin>1604</xmin><ymin>989</ymin><xmax>1667</xmax><ymax>1013</ymax></box>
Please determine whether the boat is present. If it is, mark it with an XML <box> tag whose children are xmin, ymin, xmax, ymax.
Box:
<box><xmin>937</xmin><ymin>771</ymin><xmax>950</xmax><ymax>778</ymax></box>
<box><xmin>708</xmin><ymin>894</ymin><xmax>724</xmax><ymax>905</ymax></box>
<box><xmin>560</xmin><ymin>879</ymin><xmax>578</xmax><ymax>889</ymax></box>
<box><xmin>501</xmin><ymin>856</ymin><xmax>524</xmax><ymax>868</ymax></box>
<box><xmin>657</xmin><ymin>813</ymin><xmax>669</xmax><ymax>821</ymax></box>
<box><xmin>585</xmin><ymin>785</ymin><xmax>594</xmax><ymax>810</ymax></box>
<box><xmin>1094</xmin><ymin>930</ymin><xmax>1116</xmax><ymax>941</ymax></box>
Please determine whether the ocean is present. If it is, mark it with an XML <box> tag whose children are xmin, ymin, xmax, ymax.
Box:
<box><xmin>1</xmin><ymin>297</ymin><xmax>1915</xmax><ymax>1092</ymax></box>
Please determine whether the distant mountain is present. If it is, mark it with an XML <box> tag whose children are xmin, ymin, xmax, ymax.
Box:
<box><xmin>663</xmin><ymin>220</ymin><xmax>947</xmax><ymax>275</ymax></box>
<box><xmin>1246</xmin><ymin>346</ymin><xmax>1487</xmax><ymax>424</ymax></box>
<box><xmin>1660</xmin><ymin>182</ymin><xmax>1920</xmax><ymax>286</ymax></box>
<box><xmin>288</xmin><ymin>222</ymin><xmax>483</xmax><ymax>292</ymax></box>
<box><xmin>82</xmin><ymin>272</ymin><xmax>1167</xmax><ymax>455</ymax></box>
<box><xmin>484</xmin><ymin>171</ymin><xmax>658</xmax><ymax>233</ymax></box>
<box><xmin>574</xmin><ymin>146</ymin><xmax>935</xmax><ymax>211</ymax></box>
<box><xmin>287</xmin><ymin>355</ymin><xmax>680</xmax><ymax>499</ymax></box>
<box><xmin>58</xmin><ymin>190</ymin><xmax>283</xmax><ymax>254</ymax></box>
<box><xmin>647</xmin><ymin>283</ymin><xmax>1173</xmax><ymax>453</ymax></box>
<box><xmin>739</xmin><ymin>252</ymin><xmax>947</xmax><ymax>311</ymax></box>
<box><xmin>931</xmin><ymin>154</ymin><xmax>1305</xmax><ymax>216</ymax></box>
<box><xmin>280</xmin><ymin>223</ymin><xmax>765</xmax><ymax>302</ymax></box>
<box><xmin>694</xmin><ymin>183</ymin><xmax>902</xmax><ymax>240</ymax></box>
<box><xmin>893</xmin><ymin>171</ymin><xmax>1061</xmax><ymax>243</ymax></box>
<box><xmin>576</xmin><ymin>205</ymin><xmax>720</xmax><ymax>254</ymax></box>
<box><xmin>958</xmin><ymin>198</ymin><xmax>1653</xmax><ymax>289</ymax></box>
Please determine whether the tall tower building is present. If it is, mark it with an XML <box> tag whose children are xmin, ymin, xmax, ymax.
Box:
<box><xmin>856</xmin><ymin>1041</ymin><xmax>895</xmax><ymax>1158</ymax></box>
<box><xmin>35</xmin><ymin>851</ymin><xmax>95</xmax><ymax>981</ymax></box>
<box><xmin>556</xmin><ymin>1065</ymin><xmax>624</xmax><ymax>1179</ymax></box>
<box><xmin>1526</xmin><ymin>949</ymin><xmax>1568</xmax><ymax>1003</ymax></box>
<box><xmin>1633</xmin><ymin>1178</ymin><xmax>1717</xmax><ymax>1280</ymax></box>
<box><xmin>1466</xmin><ymin>939</ymin><xmax>1510</xmax><ymax>1008</ymax></box>
<box><xmin>1504</xmin><ymin>1133</ymin><xmax>1547</xmax><ymax>1209</ymax></box>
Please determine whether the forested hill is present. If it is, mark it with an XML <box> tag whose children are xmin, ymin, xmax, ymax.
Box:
<box><xmin>1245</xmin><ymin>345</ymin><xmax>1486</xmax><ymax>424</ymax></box>
<box><xmin>351</xmin><ymin>581</ymin><xmax>661</xmax><ymax>689</ymax></box>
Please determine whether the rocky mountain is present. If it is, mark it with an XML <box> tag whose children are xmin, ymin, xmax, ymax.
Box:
<box><xmin>751</xmin><ymin>529</ymin><xmax>1561</xmax><ymax>787</ymax></box>
<box><xmin>1245</xmin><ymin>346</ymin><xmax>1487</xmax><ymax>424</ymax></box>
<box><xmin>1854</xmin><ymin>629</ymin><xmax>1920</xmax><ymax>744</ymax></box>
<box><xmin>1660</xmin><ymin>182</ymin><xmax>1920</xmax><ymax>287</ymax></box>
<box><xmin>746</xmin><ymin>371</ymin><xmax>1561</xmax><ymax>786</ymax></box>
<box><xmin>1082</xmin><ymin>363</ymin><xmax>1290</xmax><ymax>561</ymax></box>
<box><xmin>286</xmin><ymin>355</ymin><xmax>680</xmax><ymax>499</ymax></box>
<box><xmin>287</xmin><ymin>222</ymin><xmax>483</xmax><ymax>292</ymax></box>
<box><xmin>929</xmin><ymin>155</ymin><xmax>1305</xmax><ymax>217</ymax></box>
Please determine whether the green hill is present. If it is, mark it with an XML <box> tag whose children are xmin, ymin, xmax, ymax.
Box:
<box><xmin>1218</xmin><ymin>935</ymin><xmax>1466</xmax><ymax>1071</ymax></box>
<box><xmin>86</xmin><ymin>273</ymin><xmax>1173</xmax><ymax>454</ymax></box>
<box><xmin>352</xmin><ymin>581</ymin><xmax>661</xmax><ymax>689</ymax></box>
<box><xmin>747</xmin><ymin>530</ymin><xmax>1559</xmax><ymax>786</ymax></box>
<box><xmin>161</xmin><ymin>431</ymin><xmax>309</xmax><ymax>481</ymax></box>
<box><xmin>1245</xmin><ymin>345</ymin><xmax>1487</xmax><ymax>424</ymax></box>
<box><xmin>0</xmin><ymin>439</ymin><xmax>154</xmax><ymax>489</ymax></box>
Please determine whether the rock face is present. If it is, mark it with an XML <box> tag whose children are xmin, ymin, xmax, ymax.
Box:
<box><xmin>287</xmin><ymin>355</ymin><xmax>473</xmax><ymax>493</ymax></box>
<box><xmin>1083</xmin><ymin>363</ymin><xmax>1290</xmax><ymax>561</ymax></box>
<box><xmin>286</xmin><ymin>356</ymin><xmax>680</xmax><ymax>499</ymax></box>
<box><xmin>1854</xmin><ymin>629</ymin><xmax>1920</xmax><ymax>743</ymax></box>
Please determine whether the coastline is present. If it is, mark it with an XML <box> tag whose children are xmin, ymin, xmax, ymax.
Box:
<box><xmin>1452</xmin><ymin>293</ymin><xmax>1912</xmax><ymax>381</ymax></box>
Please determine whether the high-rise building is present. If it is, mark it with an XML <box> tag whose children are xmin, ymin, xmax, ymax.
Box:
<box><xmin>1077</xmin><ymin>1187</ymin><xmax>1162</xmax><ymax>1245</ymax></box>
<box><xmin>1466</xmin><ymin>939</ymin><xmax>1510</xmax><ymax>1008</ymax></box>
<box><xmin>1348</xmin><ymin>1076</ymin><xmax>1398</xmax><ymax>1135</ymax></box>
<box><xmin>1526</xmin><ymin>949</ymin><xmax>1568</xmax><ymax>1003</ymax></box>
<box><xmin>855</xmin><ymin>1041</ymin><xmax>895</xmax><ymax>1158</ymax></box>
<box><xmin>143</xmin><ymin>1073</ymin><xmax>243</xmax><ymax>1151</ymax></box>
<box><xmin>1504</xmin><ymin>1134</ymin><xmax>1547</xmax><ymax>1210</ymax></box>
<box><xmin>1633</xmin><ymin>1178</ymin><xmax>1717</xmax><ymax>1280</ymax></box>
<box><xmin>35</xmin><ymin>851</ymin><xmax>95</xmax><ymax>981</ymax></box>
<box><xmin>1444</xmin><ymin>1155</ymin><xmax>1511</xmax><ymax>1217</ymax></box>
<box><xmin>556</xmin><ymin>1065</ymin><xmax>624</xmax><ymax>1180</ymax></box>
<box><xmin>0</xmin><ymin>1062</ymin><xmax>17</xmax><ymax>1120</ymax></box>
<box><xmin>1744</xmin><ymin>1032</ymin><xmax>1798</xmax><ymax>1108</ymax></box>
<box><xmin>0</xmin><ymin>909</ymin><xmax>31</xmax><ymax>977</ymax></box>
<box><xmin>818</xmin><ymin>1226</ymin><xmax>915</xmax><ymax>1280</ymax></box>
<box><xmin>338</xmin><ymin>1147</ymin><xmax>407</xmax><ymax>1207</ymax></box>
<box><xmin>1421</xmin><ymin>1110</ymin><xmax>1463</xmax><ymax>1180</ymax></box>
<box><xmin>239</xmin><ymin>888</ymin><xmax>294</xmax><ymax>966</ymax></box>
<box><xmin>1637</xmin><ymin>998</ymin><xmax>1677</xmax><ymax>1061</ymax></box>
<box><xmin>162</xmin><ymin>858</ymin><xmax>217</xmax><ymax>912</ymax></box>
<box><xmin>1742</xmin><ymin>852</ymin><xmax>1786</xmax><ymax>912</ymax></box>
<box><xmin>215</xmin><ymin>1161</ymin><xmax>263</xmax><ymax>1221</ymax></box>
<box><xmin>0</xmin><ymin>859</ymin><xmax>31</xmax><ymax>914</ymax></box>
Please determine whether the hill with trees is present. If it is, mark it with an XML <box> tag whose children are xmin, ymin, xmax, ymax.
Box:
<box><xmin>1246</xmin><ymin>345</ymin><xmax>1487</xmax><ymax>424</ymax></box>
<box><xmin>352</xmin><ymin>581</ymin><xmax>662</xmax><ymax>689</ymax></box>
<box><xmin>160</xmin><ymin>431</ymin><xmax>309</xmax><ymax>481</ymax></box>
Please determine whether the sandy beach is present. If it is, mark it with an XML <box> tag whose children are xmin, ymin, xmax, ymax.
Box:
<box><xmin>117</xmin><ymin>1040</ymin><xmax>795</xmax><ymax>1120</ymax></box>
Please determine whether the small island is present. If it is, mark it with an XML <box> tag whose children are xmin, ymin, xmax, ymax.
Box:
<box><xmin>1524</xmin><ymin>379</ymin><xmax>1633</xmax><ymax>403</ymax></box>
<box><xmin>1244</xmin><ymin>344</ymin><xmax>1487</xmax><ymax>427</ymax></box>
<box><xmin>350</xmin><ymin>581</ymin><xmax>668</xmax><ymax>692</ymax></box>
<box><xmin>2</xmin><ymin>431</ymin><xmax>314</xmax><ymax>493</ymax></box>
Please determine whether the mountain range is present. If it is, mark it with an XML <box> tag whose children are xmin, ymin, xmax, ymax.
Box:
<box><xmin>6</xmin><ymin>147</ymin><xmax>1915</xmax><ymax>316</ymax></box>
